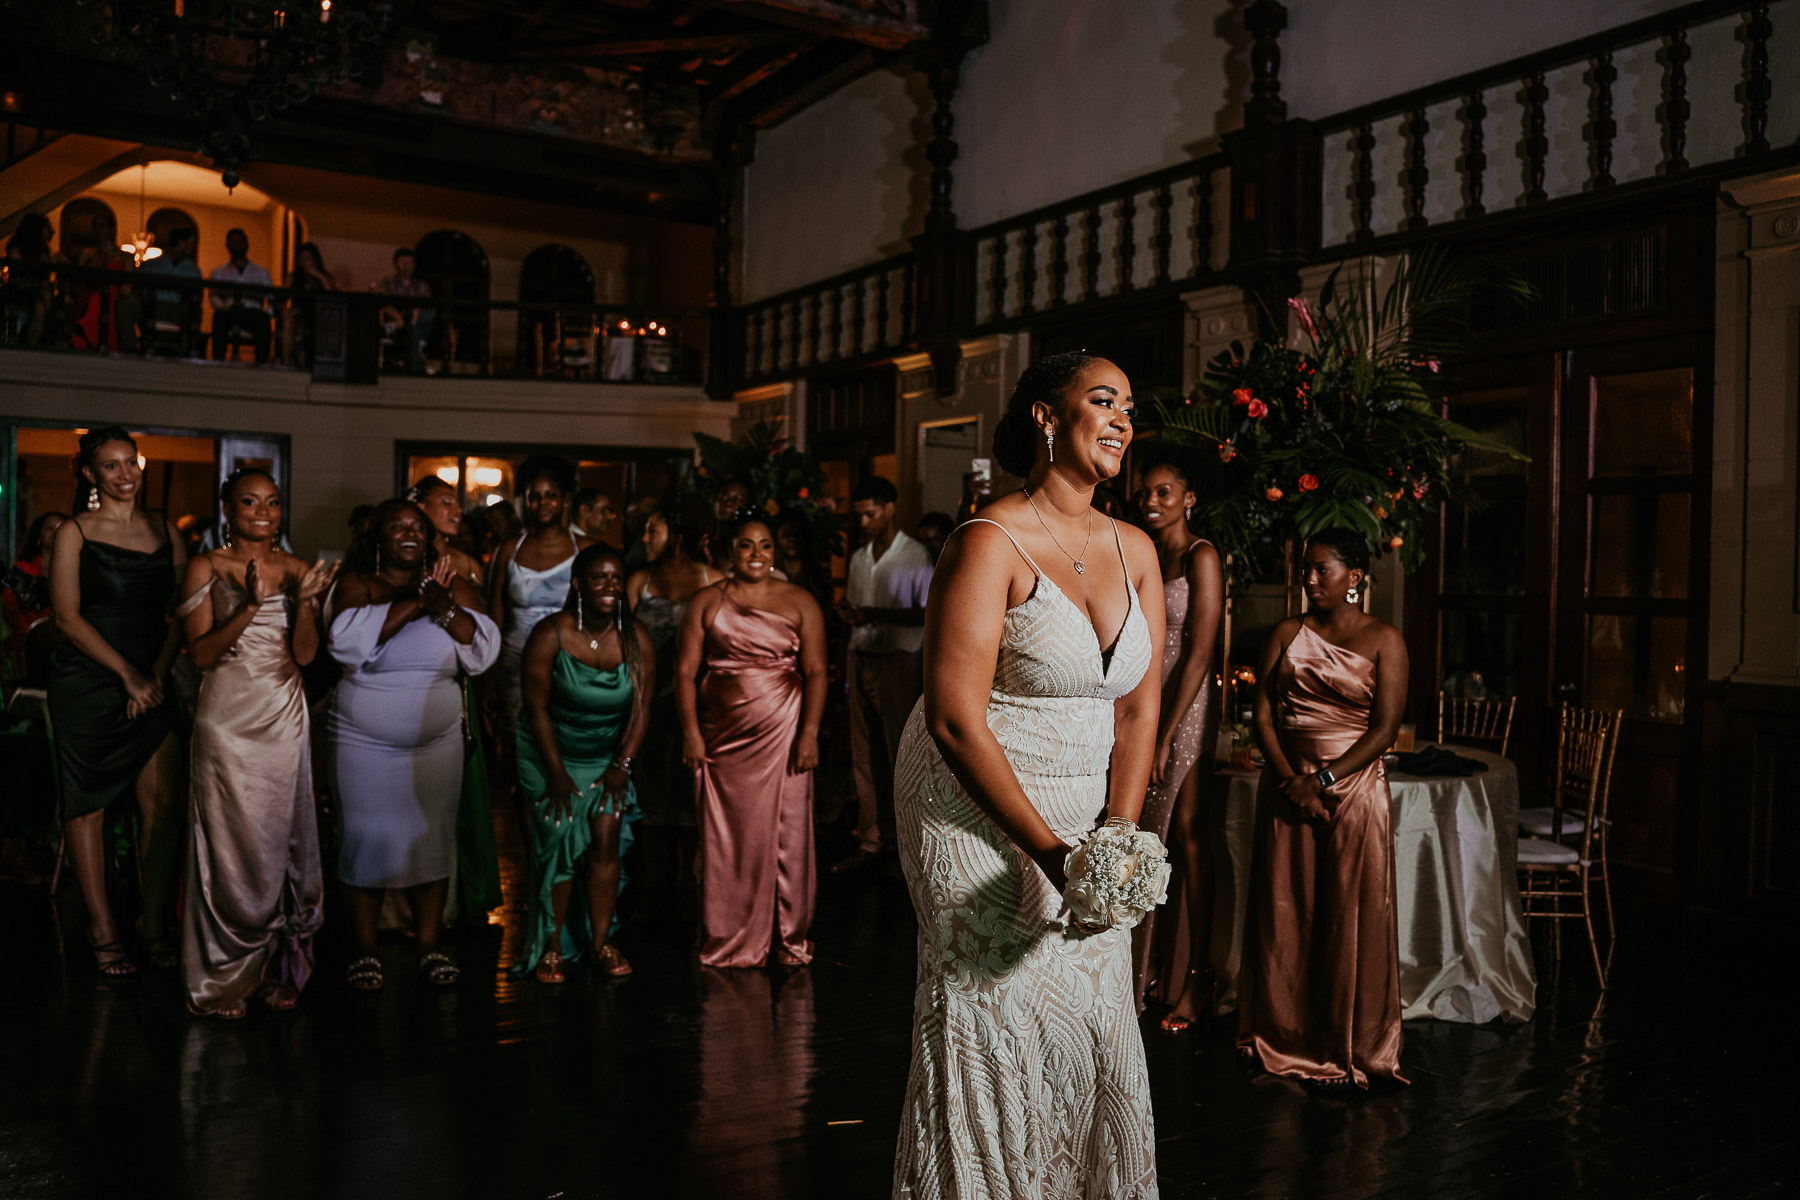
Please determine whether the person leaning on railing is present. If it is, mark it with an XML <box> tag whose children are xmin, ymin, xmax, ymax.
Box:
<box><xmin>207</xmin><ymin>227</ymin><xmax>274</xmax><ymax>364</ymax></box>
<box><xmin>375</xmin><ymin>246</ymin><xmax>435</xmax><ymax>374</ymax></box>
<box><xmin>139</xmin><ymin>226</ymin><xmax>203</xmax><ymax>356</ymax></box>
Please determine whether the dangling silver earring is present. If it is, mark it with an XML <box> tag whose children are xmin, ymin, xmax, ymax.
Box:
<box><xmin>576</xmin><ymin>593</ymin><xmax>584</xmax><ymax>631</ymax></box>
<box><xmin>221</xmin><ymin>518</ymin><xmax>233</xmax><ymax>549</ymax></box>
<box><xmin>376</xmin><ymin>546</ymin><xmax>382</xmax><ymax>574</ymax></box>
<box><xmin>87</xmin><ymin>487</ymin><xmax>100</xmax><ymax>512</ymax></box>
<box><xmin>1045</xmin><ymin>428</ymin><xmax>1055</xmax><ymax>463</ymax></box>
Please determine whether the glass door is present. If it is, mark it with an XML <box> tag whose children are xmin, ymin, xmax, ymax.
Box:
<box><xmin>1554</xmin><ymin>338</ymin><xmax>1705</xmax><ymax>921</ymax></box>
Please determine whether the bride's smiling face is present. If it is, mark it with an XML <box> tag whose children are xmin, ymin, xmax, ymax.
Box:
<box><xmin>1037</xmin><ymin>360</ymin><xmax>1135</xmax><ymax>481</ymax></box>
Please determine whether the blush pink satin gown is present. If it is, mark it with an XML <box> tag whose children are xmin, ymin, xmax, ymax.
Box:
<box><xmin>695</xmin><ymin>590</ymin><xmax>816</xmax><ymax>968</ymax></box>
<box><xmin>1237</xmin><ymin>622</ymin><xmax>1407</xmax><ymax>1088</ymax></box>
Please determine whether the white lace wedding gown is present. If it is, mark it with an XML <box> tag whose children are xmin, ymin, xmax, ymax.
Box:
<box><xmin>893</xmin><ymin>518</ymin><xmax>1158</xmax><ymax>1199</ymax></box>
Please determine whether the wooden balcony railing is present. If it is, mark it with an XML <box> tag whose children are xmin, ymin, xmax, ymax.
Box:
<box><xmin>737</xmin><ymin>253</ymin><xmax>915</xmax><ymax>385</ymax></box>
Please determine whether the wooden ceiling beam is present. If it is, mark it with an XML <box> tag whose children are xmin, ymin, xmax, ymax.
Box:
<box><xmin>714</xmin><ymin>0</ymin><xmax>925</xmax><ymax>50</ymax></box>
<box><xmin>510</xmin><ymin>29</ymin><xmax>801</xmax><ymax>60</ymax></box>
<box><xmin>712</xmin><ymin>35</ymin><xmax>824</xmax><ymax>101</ymax></box>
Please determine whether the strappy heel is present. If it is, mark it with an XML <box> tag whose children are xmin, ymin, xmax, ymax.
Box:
<box><xmin>88</xmin><ymin>936</ymin><xmax>136</xmax><ymax>979</ymax></box>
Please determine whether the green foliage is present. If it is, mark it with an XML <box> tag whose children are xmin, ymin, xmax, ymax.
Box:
<box><xmin>691</xmin><ymin>422</ymin><xmax>843</xmax><ymax>563</ymax></box>
<box><xmin>1150</xmin><ymin>248</ymin><xmax>1530</xmax><ymax>576</ymax></box>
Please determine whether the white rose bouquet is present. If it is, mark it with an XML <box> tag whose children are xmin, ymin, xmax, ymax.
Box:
<box><xmin>1061</xmin><ymin>820</ymin><xmax>1172</xmax><ymax>932</ymax></box>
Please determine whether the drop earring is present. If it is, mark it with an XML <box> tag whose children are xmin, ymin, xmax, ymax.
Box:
<box><xmin>87</xmin><ymin>487</ymin><xmax>100</xmax><ymax>512</ymax></box>
<box><xmin>577</xmin><ymin>592</ymin><xmax>584</xmax><ymax>632</ymax></box>
<box><xmin>376</xmin><ymin>546</ymin><xmax>382</xmax><ymax>574</ymax></box>
<box><xmin>1045</xmin><ymin>428</ymin><xmax>1055</xmax><ymax>463</ymax></box>
<box><xmin>1345</xmin><ymin>586</ymin><xmax>1358</xmax><ymax>604</ymax></box>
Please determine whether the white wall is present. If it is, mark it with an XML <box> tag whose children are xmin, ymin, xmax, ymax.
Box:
<box><xmin>741</xmin><ymin>66</ymin><xmax>926</xmax><ymax>301</ymax></box>
<box><xmin>740</xmin><ymin>0</ymin><xmax>1705</xmax><ymax>293</ymax></box>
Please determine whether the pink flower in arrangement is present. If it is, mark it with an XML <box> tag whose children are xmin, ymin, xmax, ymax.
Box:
<box><xmin>1411</xmin><ymin>480</ymin><xmax>1429</xmax><ymax>500</ymax></box>
<box><xmin>1298</xmin><ymin>473</ymin><xmax>1320</xmax><ymax>493</ymax></box>
<box><xmin>1247</xmin><ymin>398</ymin><xmax>1268</xmax><ymax>419</ymax></box>
<box><xmin>1287</xmin><ymin>296</ymin><xmax>1319</xmax><ymax>341</ymax></box>
<box><xmin>1409</xmin><ymin>358</ymin><xmax>1443</xmax><ymax>374</ymax></box>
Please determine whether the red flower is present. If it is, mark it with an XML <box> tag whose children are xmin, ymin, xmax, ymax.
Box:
<box><xmin>1264</xmin><ymin>486</ymin><xmax>1284</xmax><ymax>502</ymax></box>
<box><xmin>1411</xmin><ymin>481</ymin><xmax>1428</xmax><ymax>500</ymax></box>
<box><xmin>798</xmin><ymin>487</ymin><xmax>810</xmax><ymax>499</ymax></box>
<box><xmin>1232</xmin><ymin>387</ymin><xmax>1255</xmax><ymax>407</ymax></box>
<box><xmin>1218</xmin><ymin>442</ymin><xmax>1237</xmax><ymax>463</ymax></box>
<box><xmin>1246</xmin><ymin>398</ymin><xmax>1268</xmax><ymax>419</ymax></box>
<box><xmin>1298</xmin><ymin>473</ymin><xmax>1320</xmax><ymax>493</ymax></box>
<box><xmin>1389</xmin><ymin>535</ymin><xmax>1405</xmax><ymax>549</ymax></box>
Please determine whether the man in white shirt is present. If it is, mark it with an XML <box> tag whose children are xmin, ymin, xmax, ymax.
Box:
<box><xmin>208</xmin><ymin>227</ymin><xmax>273</xmax><ymax>363</ymax></box>
<box><xmin>833</xmin><ymin>475</ymin><xmax>933</xmax><ymax>874</ymax></box>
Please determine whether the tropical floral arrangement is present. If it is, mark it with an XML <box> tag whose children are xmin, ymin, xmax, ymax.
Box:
<box><xmin>1151</xmin><ymin>250</ymin><xmax>1530</xmax><ymax>575</ymax></box>
<box><xmin>692</xmin><ymin>421</ymin><xmax>843</xmax><ymax>563</ymax></box>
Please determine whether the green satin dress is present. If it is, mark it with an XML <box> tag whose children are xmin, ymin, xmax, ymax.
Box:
<box><xmin>512</xmin><ymin>650</ymin><xmax>640</xmax><ymax>973</ymax></box>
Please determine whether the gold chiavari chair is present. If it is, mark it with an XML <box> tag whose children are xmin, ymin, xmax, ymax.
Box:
<box><xmin>1436</xmin><ymin>692</ymin><xmax>1517</xmax><ymax>756</ymax></box>
<box><xmin>1516</xmin><ymin>704</ymin><xmax>1622</xmax><ymax>983</ymax></box>
<box><xmin>1520</xmin><ymin>703</ymin><xmax>1624</xmax><ymax>936</ymax></box>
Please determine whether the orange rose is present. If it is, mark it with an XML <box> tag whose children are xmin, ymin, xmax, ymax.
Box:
<box><xmin>1298</xmin><ymin>473</ymin><xmax>1320</xmax><ymax>492</ymax></box>
<box><xmin>1389</xmin><ymin>535</ymin><xmax>1405</xmax><ymax>549</ymax></box>
<box><xmin>1264</xmin><ymin>486</ymin><xmax>1284</xmax><ymax>502</ymax></box>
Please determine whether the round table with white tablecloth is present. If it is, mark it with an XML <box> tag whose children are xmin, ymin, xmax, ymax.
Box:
<box><xmin>1203</xmin><ymin>745</ymin><xmax>1536</xmax><ymax>1024</ymax></box>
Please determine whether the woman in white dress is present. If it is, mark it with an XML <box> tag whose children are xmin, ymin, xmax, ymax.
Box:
<box><xmin>894</xmin><ymin>352</ymin><xmax>1165</xmax><ymax>1199</ymax></box>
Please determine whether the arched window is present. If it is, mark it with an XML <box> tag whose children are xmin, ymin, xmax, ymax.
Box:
<box><xmin>414</xmin><ymin>229</ymin><xmax>490</xmax><ymax>373</ymax></box>
<box><xmin>146</xmin><ymin>207</ymin><xmax>200</xmax><ymax>254</ymax></box>
<box><xmin>58</xmin><ymin>197</ymin><xmax>118</xmax><ymax>256</ymax></box>
<box><xmin>516</xmin><ymin>243</ymin><xmax>595</xmax><ymax>375</ymax></box>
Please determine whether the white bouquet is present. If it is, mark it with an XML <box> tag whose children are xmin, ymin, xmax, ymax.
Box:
<box><xmin>1062</xmin><ymin>821</ymin><xmax>1172</xmax><ymax>931</ymax></box>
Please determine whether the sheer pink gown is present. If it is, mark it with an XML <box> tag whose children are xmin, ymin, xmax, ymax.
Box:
<box><xmin>695</xmin><ymin>590</ymin><xmax>815</xmax><ymax>968</ymax></box>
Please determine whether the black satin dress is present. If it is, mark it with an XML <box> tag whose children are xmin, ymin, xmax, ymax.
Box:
<box><xmin>48</xmin><ymin>537</ymin><xmax>175</xmax><ymax>821</ymax></box>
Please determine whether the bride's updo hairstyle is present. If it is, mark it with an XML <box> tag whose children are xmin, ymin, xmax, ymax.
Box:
<box><xmin>991</xmin><ymin>351</ymin><xmax>1106</xmax><ymax>478</ymax></box>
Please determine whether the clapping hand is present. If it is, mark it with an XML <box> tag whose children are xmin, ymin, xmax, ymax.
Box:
<box><xmin>296</xmin><ymin>557</ymin><xmax>339</xmax><ymax>603</ymax></box>
<box><xmin>418</xmin><ymin>558</ymin><xmax>457</xmax><ymax>618</ymax></box>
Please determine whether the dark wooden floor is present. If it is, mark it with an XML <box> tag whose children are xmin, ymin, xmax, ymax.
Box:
<box><xmin>1</xmin><ymin>836</ymin><xmax>1792</xmax><ymax>1199</ymax></box>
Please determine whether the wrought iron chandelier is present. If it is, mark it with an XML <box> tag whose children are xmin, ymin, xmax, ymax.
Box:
<box><xmin>83</xmin><ymin>0</ymin><xmax>397</xmax><ymax>188</ymax></box>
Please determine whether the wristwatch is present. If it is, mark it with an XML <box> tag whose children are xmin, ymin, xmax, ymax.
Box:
<box><xmin>1315</xmin><ymin>767</ymin><xmax>1337</xmax><ymax>789</ymax></box>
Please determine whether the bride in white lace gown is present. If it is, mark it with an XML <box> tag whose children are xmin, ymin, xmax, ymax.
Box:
<box><xmin>894</xmin><ymin>353</ymin><xmax>1165</xmax><ymax>1199</ymax></box>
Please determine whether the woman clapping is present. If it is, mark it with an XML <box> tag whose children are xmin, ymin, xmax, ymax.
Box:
<box><xmin>178</xmin><ymin>468</ymin><xmax>337</xmax><ymax>1018</ymax></box>
<box><xmin>328</xmin><ymin>499</ymin><xmax>499</xmax><ymax>991</ymax></box>
<box><xmin>515</xmin><ymin>546</ymin><xmax>654</xmax><ymax>982</ymax></box>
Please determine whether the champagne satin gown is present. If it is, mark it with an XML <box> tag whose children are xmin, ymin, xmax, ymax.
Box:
<box><xmin>1237</xmin><ymin>622</ymin><xmax>1407</xmax><ymax>1088</ymax></box>
<box><xmin>179</xmin><ymin>581</ymin><xmax>323</xmax><ymax>1012</ymax></box>
<box><xmin>894</xmin><ymin>519</ymin><xmax>1158</xmax><ymax>1200</ymax></box>
<box><xmin>695</xmin><ymin>590</ymin><xmax>814</xmax><ymax>968</ymax></box>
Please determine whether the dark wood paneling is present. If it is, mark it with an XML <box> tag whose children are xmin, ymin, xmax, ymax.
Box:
<box><xmin>1698</xmin><ymin>682</ymin><xmax>1800</xmax><ymax>927</ymax></box>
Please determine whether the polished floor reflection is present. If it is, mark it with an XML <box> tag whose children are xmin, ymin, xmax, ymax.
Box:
<box><xmin>1</xmin><ymin>844</ymin><xmax>1791</xmax><ymax>1198</ymax></box>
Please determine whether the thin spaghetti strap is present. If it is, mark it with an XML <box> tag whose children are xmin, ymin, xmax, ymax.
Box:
<box><xmin>1108</xmin><ymin>518</ymin><xmax>1137</xmax><ymax>607</ymax></box>
<box><xmin>957</xmin><ymin>517</ymin><xmax>1044</xmax><ymax>578</ymax></box>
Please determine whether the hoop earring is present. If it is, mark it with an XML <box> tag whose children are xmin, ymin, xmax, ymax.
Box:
<box><xmin>87</xmin><ymin>487</ymin><xmax>100</xmax><ymax>512</ymax></box>
<box><xmin>1045</xmin><ymin>428</ymin><xmax>1055</xmax><ymax>464</ymax></box>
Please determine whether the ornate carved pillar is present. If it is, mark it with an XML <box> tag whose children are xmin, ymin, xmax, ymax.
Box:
<box><xmin>907</xmin><ymin>2</ymin><xmax>987</xmax><ymax>395</ymax></box>
<box><xmin>1221</xmin><ymin>0</ymin><xmax>1320</xmax><ymax>321</ymax></box>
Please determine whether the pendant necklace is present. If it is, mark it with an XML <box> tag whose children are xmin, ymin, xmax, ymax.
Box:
<box><xmin>1024</xmin><ymin>487</ymin><xmax>1094</xmax><ymax>575</ymax></box>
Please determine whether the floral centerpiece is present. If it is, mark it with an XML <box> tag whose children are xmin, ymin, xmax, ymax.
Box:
<box><xmin>692</xmin><ymin>421</ymin><xmax>843</xmax><ymax>564</ymax></box>
<box><xmin>1152</xmin><ymin>250</ymin><xmax>1530</xmax><ymax>575</ymax></box>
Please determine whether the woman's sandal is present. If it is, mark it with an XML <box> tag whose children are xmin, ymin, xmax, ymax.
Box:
<box><xmin>419</xmin><ymin>952</ymin><xmax>460</xmax><ymax>987</ymax></box>
<box><xmin>187</xmin><ymin>1000</ymin><xmax>248</xmax><ymax>1021</ymax></box>
<box><xmin>1159</xmin><ymin>1011</ymin><xmax>1197</xmax><ymax>1033</ymax></box>
<box><xmin>142</xmin><ymin>937</ymin><xmax>179</xmax><ymax>972</ymax></box>
<box><xmin>87</xmin><ymin>937</ymin><xmax>137</xmax><ymax>979</ymax></box>
<box><xmin>593</xmin><ymin>942</ymin><xmax>632</xmax><ymax>977</ymax></box>
<box><xmin>534</xmin><ymin>951</ymin><xmax>565</xmax><ymax>985</ymax></box>
<box><xmin>346</xmin><ymin>955</ymin><xmax>383</xmax><ymax>992</ymax></box>
<box><xmin>259</xmin><ymin>985</ymin><xmax>299</xmax><ymax>1011</ymax></box>
<box><xmin>1309</xmin><ymin>1075</ymin><xmax>1357</xmax><ymax>1091</ymax></box>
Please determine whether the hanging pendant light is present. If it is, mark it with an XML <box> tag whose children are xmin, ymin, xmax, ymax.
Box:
<box><xmin>120</xmin><ymin>163</ymin><xmax>162</xmax><ymax>266</ymax></box>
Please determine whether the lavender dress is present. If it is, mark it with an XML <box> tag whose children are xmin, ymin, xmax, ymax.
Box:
<box><xmin>1132</xmin><ymin>562</ymin><xmax>1221</xmax><ymax>1012</ymax></box>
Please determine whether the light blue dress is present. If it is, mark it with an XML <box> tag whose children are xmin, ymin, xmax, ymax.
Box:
<box><xmin>495</xmin><ymin>531</ymin><xmax>578</xmax><ymax>745</ymax></box>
